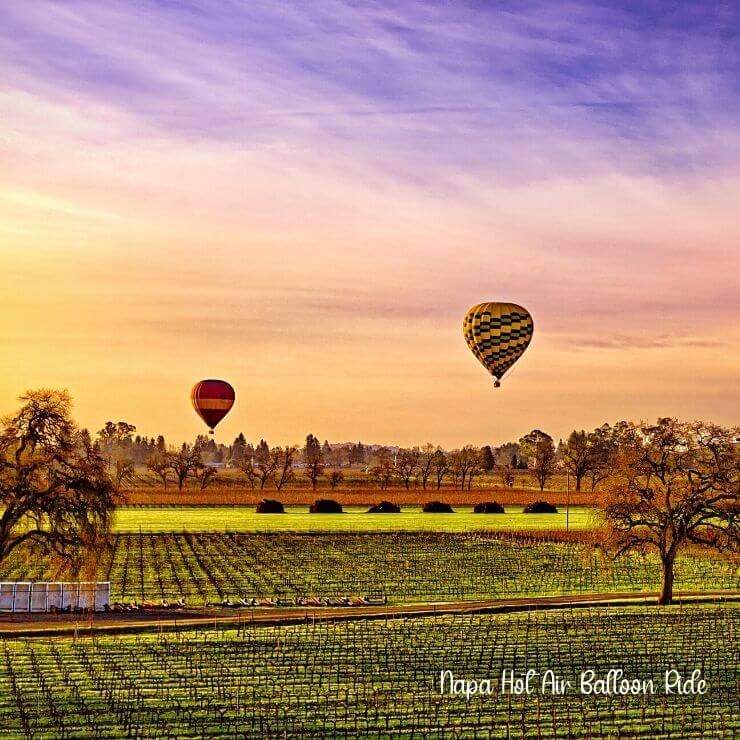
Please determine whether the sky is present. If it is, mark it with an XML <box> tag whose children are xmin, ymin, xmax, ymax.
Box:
<box><xmin>0</xmin><ymin>1</ymin><xmax>738</xmax><ymax>448</ymax></box>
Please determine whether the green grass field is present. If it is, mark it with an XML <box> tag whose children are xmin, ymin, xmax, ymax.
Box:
<box><xmin>0</xmin><ymin>604</ymin><xmax>735</xmax><ymax>737</ymax></box>
<box><xmin>113</xmin><ymin>505</ymin><xmax>597</xmax><ymax>532</ymax></box>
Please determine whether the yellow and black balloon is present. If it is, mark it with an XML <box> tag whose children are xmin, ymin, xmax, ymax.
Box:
<box><xmin>463</xmin><ymin>302</ymin><xmax>534</xmax><ymax>387</ymax></box>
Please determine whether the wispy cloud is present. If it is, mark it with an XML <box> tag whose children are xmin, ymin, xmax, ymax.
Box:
<box><xmin>1</xmin><ymin>1</ymin><xmax>738</xmax><ymax>185</ymax></box>
<box><xmin>560</xmin><ymin>334</ymin><xmax>724</xmax><ymax>351</ymax></box>
<box><xmin>0</xmin><ymin>1</ymin><xmax>738</xmax><ymax>444</ymax></box>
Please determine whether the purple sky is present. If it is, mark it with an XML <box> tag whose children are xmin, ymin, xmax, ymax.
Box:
<box><xmin>0</xmin><ymin>1</ymin><xmax>738</xmax><ymax>445</ymax></box>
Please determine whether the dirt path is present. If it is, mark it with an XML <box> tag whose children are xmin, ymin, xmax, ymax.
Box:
<box><xmin>1</xmin><ymin>590</ymin><xmax>736</xmax><ymax>638</ymax></box>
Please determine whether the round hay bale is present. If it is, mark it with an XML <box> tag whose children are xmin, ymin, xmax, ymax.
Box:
<box><xmin>423</xmin><ymin>501</ymin><xmax>454</xmax><ymax>513</ymax></box>
<box><xmin>367</xmin><ymin>501</ymin><xmax>401</xmax><ymax>513</ymax></box>
<box><xmin>309</xmin><ymin>499</ymin><xmax>343</xmax><ymax>513</ymax></box>
<box><xmin>523</xmin><ymin>500</ymin><xmax>558</xmax><ymax>514</ymax></box>
<box><xmin>473</xmin><ymin>501</ymin><xmax>505</xmax><ymax>514</ymax></box>
<box><xmin>256</xmin><ymin>498</ymin><xmax>284</xmax><ymax>513</ymax></box>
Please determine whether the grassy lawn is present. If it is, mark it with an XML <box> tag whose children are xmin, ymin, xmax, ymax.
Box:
<box><xmin>113</xmin><ymin>505</ymin><xmax>598</xmax><ymax>532</ymax></box>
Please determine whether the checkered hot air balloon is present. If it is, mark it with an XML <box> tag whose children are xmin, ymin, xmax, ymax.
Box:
<box><xmin>191</xmin><ymin>379</ymin><xmax>235</xmax><ymax>434</ymax></box>
<box><xmin>463</xmin><ymin>302</ymin><xmax>534</xmax><ymax>387</ymax></box>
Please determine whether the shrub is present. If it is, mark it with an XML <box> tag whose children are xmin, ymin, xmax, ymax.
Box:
<box><xmin>367</xmin><ymin>501</ymin><xmax>401</xmax><ymax>513</ymax></box>
<box><xmin>523</xmin><ymin>500</ymin><xmax>558</xmax><ymax>514</ymax></box>
<box><xmin>310</xmin><ymin>499</ymin><xmax>343</xmax><ymax>513</ymax></box>
<box><xmin>473</xmin><ymin>501</ymin><xmax>505</xmax><ymax>514</ymax></box>
<box><xmin>423</xmin><ymin>501</ymin><xmax>454</xmax><ymax>513</ymax></box>
<box><xmin>256</xmin><ymin>499</ymin><xmax>284</xmax><ymax>513</ymax></box>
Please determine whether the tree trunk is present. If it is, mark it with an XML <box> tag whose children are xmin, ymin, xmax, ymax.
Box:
<box><xmin>659</xmin><ymin>554</ymin><xmax>675</xmax><ymax>605</ymax></box>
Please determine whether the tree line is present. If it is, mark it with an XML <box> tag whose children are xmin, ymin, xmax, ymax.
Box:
<box><xmin>88</xmin><ymin>420</ymin><xmax>639</xmax><ymax>493</ymax></box>
<box><xmin>0</xmin><ymin>390</ymin><xmax>736</xmax><ymax>604</ymax></box>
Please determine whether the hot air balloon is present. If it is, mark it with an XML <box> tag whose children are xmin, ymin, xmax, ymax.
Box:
<box><xmin>191</xmin><ymin>379</ymin><xmax>235</xmax><ymax>434</ymax></box>
<box><xmin>463</xmin><ymin>302</ymin><xmax>533</xmax><ymax>387</ymax></box>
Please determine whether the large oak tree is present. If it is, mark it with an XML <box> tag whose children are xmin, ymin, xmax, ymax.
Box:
<box><xmin>0</xmin><ymin>389</ymin><xmax>116</xmax><ymax>568</ymax></box>
<box><xmin>604</xmin><ymin>419</ymin><xmax>738</xmax><ymax>605</ymax></box>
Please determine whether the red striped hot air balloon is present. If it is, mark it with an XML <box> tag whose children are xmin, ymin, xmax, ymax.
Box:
<box><xmin>191</xmin><ymin>379</ymin><xmax>235</xmax><ymax>434</ymax></box>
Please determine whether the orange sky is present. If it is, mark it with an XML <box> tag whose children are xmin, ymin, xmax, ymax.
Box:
<box><xmin>1</xmin><ymin>3</ymin><xmax>738</xmax><ymax>447</ymax></box>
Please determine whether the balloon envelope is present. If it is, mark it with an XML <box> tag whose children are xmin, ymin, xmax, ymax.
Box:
<box><xmin>191</xmin><ymin>379</ymin><xmax>235</xmax><ymax>431</ymax></box>
<box><xmin>463</xmin><ymin>302</ymin><xmax>533</xmax><ymax>386</ymax></box>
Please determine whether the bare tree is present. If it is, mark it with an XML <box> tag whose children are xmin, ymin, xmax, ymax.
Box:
<box><xmin>234</xmin><ymin>456</ymin><xmax>258</xmax><ymax>490</ymax></box>
<box><xmin>272</xmin><ymin>446</ymin><xmax>296</xmax><ymax>491</ymax></box>
<box><xmin>194</xmin><ymin>464</ymin><xmax>219</xmax><ymax>490</ymax></box>
<box><xmin>562</xmin><ymin>430</ymin><xmax>594</xmax><ymax>492</ymax></box>
<box><xmin>304</xmin><ymin>457</ymin><xmax>325</xmax><ymax>491</ymax></box>
<box><xmin>448</xmin><ymin>451</ymin><xmax>463</xmax><ymax>488</ymax></box>
<box><xmin>449</xmin><ymin>447</ymin><xmax>479</xmax><ymax>490</ymax></box>
<box><xmin>168</xmin><ymin>446</ymin><xmax>201</xmax><ymax>491</ymax></box>
<box><xmin>145</xmin><ymin>452</ymin><xmax>171</xmax><ymax>490</ymax></box>
<box><xmin>498</xmin><ymin>462</ymin><xmax>515</xmax><ymax>488</ymax></box>
<box><xmin>432</xmin><ymin>450</ymin><xmax>448</xmax><ymax>490</ymax></box>
<box><xmin>418</xmin><ymin>444</ymin><xmax>437</xmax><ymax>490</ymax></box>
<box><xmin>0</xmin><ymin>389</ymin><xmax>115</xmax><ymax>567</ymax></box>
<box><xmin>395</xmin><ymin>448</ymin><xmax>420</xmax><ymax>490</ymax></box>
<box><xmin>520</xmin><ymin>430</ymin><xmax>557</xmax><ymax>492</ymax></box>
<box><xmin>328</xmin><ymin>470</ymin><xmax>344</xmax><ymax>489</ymax></box>
<box><xmin>465</xmin><ymin>448</ymin><xmax>484</xmax><ymax>490</ymax></box>
<box><xmin>113</xmin><ymin>459</ymin><xmax>136</xmax><ymax>490</ymax></box>
<box><xmin>371</xmin><ymin>460</ymin><xmax>395</xmax><ymax>489</ymax></box>
<box><xmin>586</xmin><ymin>424</ymin><xmax>621</xmax><ymax>491</ymax></box>
<box><xmin>256</xmin><ymin>454</ymin><xmax>278</xmax><ymax>490</ymax></box>
<box><xmin>604</xmin><ymin>419</ymin><xmax>738</xmax><ymax>605</ymax></box>
<box><xmin>533</xmin><ymin>437</ymin><xmax>556</xmax><ymax>491</ymax></box>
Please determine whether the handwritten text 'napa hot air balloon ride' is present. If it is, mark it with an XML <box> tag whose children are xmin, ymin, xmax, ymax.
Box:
<box><xmin>463</xmin><ymin>302</ymin><xmax>534</xmax><ymax>387</ymax></box>
<box><xmin>191</xmin><ymin>379</ymin><xmax>235</xmax><ymax>434</ymax></box>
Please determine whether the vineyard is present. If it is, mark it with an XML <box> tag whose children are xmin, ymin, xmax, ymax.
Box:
<box><xmin>0</xmin><ymin>604</ymin><xmax>735</xmax><ymax>737</ymax></box>
<box><xmin>120</xmin><ymin>482</ymin><xmax>601</xmax><ymax>507</ymax></box>
<box><xmin>1</xmin><ymin>532</ymin><xmax>736</xmax><ymax>604</ymax></box>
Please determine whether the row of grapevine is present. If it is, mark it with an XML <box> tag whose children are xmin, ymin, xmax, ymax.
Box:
<box><xmin>0</xmin><ymin>532</ymin><xmax>736</xmax><ymax>604</ymax></box>
<box><xmin>0</xmin><ymin>604</ymin><xmax>735</xmax><ymax>737</ymax></box>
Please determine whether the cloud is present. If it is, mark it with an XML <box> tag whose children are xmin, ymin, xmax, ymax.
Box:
<box><xmin>559</xmin><ymin>334</ymin><xmax>725</xmax><ymax>351</ymax></box>
<box><xmin>0</xmin><ymin>187</ymin><xmax>120</xmax><ymax>221</ymax></box>
<box><xmin>1</xmin><ymin>1</ymin><xmax>738</xmax><ymax>443</ymax></box>
<box><xmin>1</xmin><ymin>0</ymin><xmax>737</xmax><ymax>188</ymax></box>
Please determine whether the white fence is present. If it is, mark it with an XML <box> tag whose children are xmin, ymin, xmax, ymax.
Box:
<box><xmin>0</xmin><ymin>582</ymin><xmax>110</xmax><ymax>613</ymax></box>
